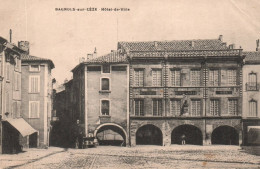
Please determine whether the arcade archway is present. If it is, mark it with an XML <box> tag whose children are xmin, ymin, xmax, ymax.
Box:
<box><xmin>95</xmin><ymin>124</ymin><xmax>127</xmax><ymax>146</ymax></box>
<box><xmin>171</xmin><ymin>125</ymin><xmax>203</xmax><ymax>145</ymax></box>
<box><xmin>211</xmin><ymin>126</ymin><xmax>239</xmax><ymax>145</ymax></box>
<box><xmin>136</xmin><ymin>124</ymin><xmax>163</xmax><ymax>145</ymax></box>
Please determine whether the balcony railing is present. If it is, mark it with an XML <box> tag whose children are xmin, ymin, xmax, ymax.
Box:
<box><xmin>246</xmin><ymin>82</ymin><xmax>260</xmax><ymax>91</ymax></box>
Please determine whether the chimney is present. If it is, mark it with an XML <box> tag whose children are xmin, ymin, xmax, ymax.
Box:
<box><xmin>229</xmin><ymin>44</ymin><xmax>235</xmax><ymax>49</ymax></box>
<box><xmin>154</xmin><ymin>41</ymin><xmax>158</xmax><ymax>48</ymax></box>
<box><xmin>93</xmin><ymin>47</ymin><xmax>97</xmax><ymax>58</ymax></box>
<box><xmin>87</xmin><ymin>54</ymin><xmax>93</xmax><ymax>61</ymax></box>
<box><xmin>256</xmin><ymin>39</ymin><xmax>259</xmax><ymax>52</ymax></box>
<box><xmin>18</xmin><ymin>41</ymin><xmax>30</xmax><ymax>54</ymax></box>
<box><xmin>219</xmin><ymin>35</ymin><xmax>223</xmax><ymax>41</ymax></box>
<box><xmin>191</xmin><ymin>41</ymin><xmax>195</xmax><ymax>47</ymax></box>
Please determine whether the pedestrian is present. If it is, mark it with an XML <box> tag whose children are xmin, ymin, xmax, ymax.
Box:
<box><xmin>181</xmin><ymin>134</ymin><xmax>186</xmax><ymax>145</ymax></box>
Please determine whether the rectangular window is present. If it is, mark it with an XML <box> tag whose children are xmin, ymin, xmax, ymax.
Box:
<box><xmin>221</xmin><ymin>69</ymin><xmax>236</xmax><ymax>86</ymax></box>
<box><xmin>209</xmin><ymin>69</ymin><xmax>219</xmax><ymax>86</ymax></box>
<box><xmin>190</xmin><ymin>70</ymin><xmax>200</xmax><ymax>86</ymax></box>
<box><xmin>152</xmin><ymin>69</ymin><xmax>162</xmax><ymax>86</ymax></box>
<box><xmin>228</xmin><ymin>99</ymin><xmax>238</xmax><ymax>115</ymax></box>
<box><xmin>170</xmin><ymin>69</ymin><xmax>181</xmax><ymax>86</ymax></box>
<box><xmin>29</xmin><ymin>76</ymin><xmax>40</xmax><ymax>93</ymax></box>
<box><xmin>134</xmin><ymin>69</ymin><xmax>144</xmax><ymax>87</ymax></box>
<box><xmin>101</xmin><ymin>78</ymin><xmax>109</xmax><ymax>90</ymax></box>
<box><xmin>134</xmin><ymin>100</ymin><xmax>144</xmax><ymax>116</ymax></box>
<box><xmin>247</xmin><ymin>73</ymin><xmax>258</xmax><ymax>91</ymax></box>
<box><xmin>103</xmin><ymin>65</ymin><xmax>110</xmax><ymax>73</ymax></box>
<box><xmin>191</xmin><ymin>100</ymin><xmax>201</xmax><ymax>116</ymax></box>
<box><xmin>29</xmin><ymin>65</ymin><xmax>40</xmax><ymax>72</ymax></box>
<box><xmin>29</xmin><ymin>101</ymin><xmax>39</xmax><ymax>118</ymax></box>
<box><xmin>12</xmin><ymin>102</ymin><xmax>18</xmax><ymax>118</ymax></box>
<box><xmin>112</xmin><ymin>66</ymin><xmax>126</xmax><ymax>71</ymax></box>
<box><xmin>87</xmin><ymin>66</ymin><xmax>101</xmax><ymax>71</ymax></box>
<box><xmin>101</xmin><ymin>100</ymin><xmax>109</xmax><ymax>115</ymax></box>
<box><xmin>227</xmin><ymin>69</ymin><xmax>237</xmax><ymax>85</ymax></box>
<box><xmin>249</xmin><ymin>100</ymin><xmax>257</xmax><ymax>117</ymax></box>
<box><xmin>170</xmin><ymin>100</ymin><xmax>181</xmax><ymax>116</ymax></box>
<box><xmin>210</xmin><ymin>99</ymin><xmax>219</xmax><ymax>116</ymax></box>
<box><xmin>153</xmin><ymin>99</ymin><xmax>162</xmax><ymax>116</ymax></box>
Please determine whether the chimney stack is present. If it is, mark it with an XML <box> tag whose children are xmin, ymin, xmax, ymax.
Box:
<box><xmin>87</xmin><ymin>54</ymin><xmax>93</xmax><ymax>61</ymax></box>
<box><xmin>154</xmin><ymin>41</ymin><xmax>158</xmax><ymax>48</ymax></box>
<box><xmin>256</xmin><ymin>39</ymin><xmax>259</xmax><ymax>52</ymax></box>
<box><xmin>219</xmin><ymin>35</ymin><xmax>223</xmax><ymax>41</ymax></box>
<box><xmin>229</xmin><ymin>44</ymin><xmax>235</xmax><ymax>49</ymax></box>
<box><xmin>191</xmin><ymin>41</ymin><xmax>195</xmax><ymax>47</ymax></box>
<box><xmin>93</xmin><ymin>47</ymin><xmax>97</xmax><ymax>58</ymax></box>
<box><xmin>18</xmin><ymin>41</ymin><xmax>30</xmax><ymax>54</ymax></box>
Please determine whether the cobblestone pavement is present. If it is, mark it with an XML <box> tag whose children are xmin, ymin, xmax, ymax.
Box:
<box><xmin>1</xmin><ymin>145</ymin><xmax>260</xmax><ymax>169</ymax></box>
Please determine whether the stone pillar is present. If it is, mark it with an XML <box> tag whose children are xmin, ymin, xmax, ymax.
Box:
<box><xmin>239</xmin><ymin>130</ymin><xmax>243</xmax><ymax>146</ymax></box>
<box><xmin>162</xmin><ymin>122</ymin><xmax>171</xmax><ymax>146</ymax></box>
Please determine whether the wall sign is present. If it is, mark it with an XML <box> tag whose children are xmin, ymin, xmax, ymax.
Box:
<box><xmin>216</xmin><ymin>91</ymin><xmax>232</xmax><ymax>94</ymax></box>
<box><xmin>175</xmin><ymin>91</ymin><xmax>197</xmax><ymax>95</ymax></box>
<box><xmin>140</xmin><ymin>91</ymin><xmax>157</xmax><ymax>95</ymax></box>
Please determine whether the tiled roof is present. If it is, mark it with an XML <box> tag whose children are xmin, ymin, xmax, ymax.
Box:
<box><xmin>118</xmin><ymin>39</ymin><xmax>229</xmax><ymax>52</ymax></box>
<box><xmin>129</xmin><ymin>50</ymin><xmax>242</xmax><ymax>58</ymax></box>
<box><xmin>243</xmin><ymin>51</ymin><xmax>260</xmax><ymax>64</ymax></box>
<box><xmin>21</xmin><ymin>54</ymin><xmax>55</xmax><ymax>68</ymax></box>
<box><xmin>86</xmin><ymin>50</ymin><xmax>127</xmax><ymax>64</ymax></box>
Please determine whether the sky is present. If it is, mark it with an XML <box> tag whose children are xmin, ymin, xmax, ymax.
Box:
<box><xmin>0</xmin><ymin>0</ymin><xmax>260</xmax><ymax>84</ymax></box>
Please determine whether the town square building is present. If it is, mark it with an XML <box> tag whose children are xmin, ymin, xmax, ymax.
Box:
<box><xmin>0</xmin><ymin>36</ymin><xmax>37</xmax><ymax>153</ymax></box>
<box><xmin>20</xmin><ymin>41</ymin><xmax>55</xmax><ymax>148</ymax></box>
<box><xmin>119</xmin><ymin>36</ymin><xmax>244</xmax><ymax>146</ymax></box>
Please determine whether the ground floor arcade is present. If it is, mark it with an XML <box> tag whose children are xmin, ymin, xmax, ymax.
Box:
<box><xmin>130</xmin><ymin>118</ymin><xmax>242</xmax><ymax>146</ymax></box>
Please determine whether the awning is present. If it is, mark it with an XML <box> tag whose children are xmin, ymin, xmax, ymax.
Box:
<box><xmin>6</xmin><ymin>118</ymin><xmax>38</xmax><ymax>137</ymax></box>
<box><xmin>247</xmin><ymin>126</ymin><xmax>260</xmax><ymax>144</ymax></box>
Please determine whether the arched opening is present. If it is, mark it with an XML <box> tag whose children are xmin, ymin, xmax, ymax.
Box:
<box><xmin>171</xmin><ymin>125</ymin><xmax>203</xmax><ymax>145</ymax></box>
<box><xmin>211</xmin><ymin>126</ymin><xmax>239</xmax><ymax>145</ymax></box>
<box><xmin>95</xmin><ymin>124</ymin><xmax>126</xmax><ymax>146</ymax></box>
<box><xmin>136</xmin><ymin>124</ymin><xmax>163</xmax><ymax>145</ymax></box>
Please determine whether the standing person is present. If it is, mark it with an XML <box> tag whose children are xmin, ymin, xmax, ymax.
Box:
<box><xmin>181</xmin><ymin>134</ymin><xmax>186</xmax><ymax>145</ymax></box>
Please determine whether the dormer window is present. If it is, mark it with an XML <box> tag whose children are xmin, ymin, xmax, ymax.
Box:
<box><xmin>30</xmin><ymin>65</ymin><xmax>40</xmax><ymax>72</ymax></box>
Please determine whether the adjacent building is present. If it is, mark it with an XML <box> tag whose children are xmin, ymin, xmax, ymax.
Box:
<box><xmin>0</xmin><ymin>36</ymin><xmax>37</xmax><ymax>154</ymax></box>
<box><xmin>71</xmin><ymin>50</ymin><xmax>129</xmax><ymax>146</ymax></box>
<box><xmin>20</xmin><ymin>41</ymin><xmax>55</xmax><ymax>148</ymax></box>
<box><xmin>242</xmin><ymin>41</ymin><xmax>260</xmax><ymax>146</ymax></box>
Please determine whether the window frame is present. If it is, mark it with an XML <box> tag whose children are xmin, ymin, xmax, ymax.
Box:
<box><xmin>133</xmin><ymin>68</ymin><xmax>144</xmax><ymax>87</ymax></box>
<box><xmin>29</xmin><ymin>75</ymin><xmax>40</xmax><ymax>93</ymax></box>
<box><xmin>210</xmin><ymin>99</ymin><xmax>220</xmax><ymax>116</ymax></box>
<box><xmin>100</xmin><ymin>77</ymin><xmax>110</xmax><ymax>91</ymax></box>
<box><xmin>152</xmin><ymin>99</ymin><xmax>163</xmax><ymax>116</ymax></box>
<box><xmin>190</xmin><ymin>69</ymin><xmax>201</xmax><ymax>86</ymax></box>
<box><xmin>191</xmin><ymin>99</ymin><xmax>201</xmax><ymax>116</ymax></box>
<box><xmin>249</xmin><ymin>99</ymin><xmax>257</xmax><ymax>117</ymax></box>
<box><xmin>29</xmin><ymin>101</ymin><xmax>40</xmax><ymax>118</ymax></box>
<box><xmin>134</xmin><ymin>99</ymin><xmax>144</xmax><ymax>116</ymax></box>
<box><xmin>170</xmin><ymin>99</ymin><xmax>181</xmax><ymax>116</ymax></box>
<box><xmin>152</xmin><ymin>68</ymin><xmax>162</xmax><ymax>87</ymax></box>
<box><xmin>29</xmin><ymin>65</ymin><xmax>41</xmax><ymax>72</ymax></box>
<box><xmin>209</xmin><ymin>69</ymin><xmax>219</xmax><ymax>86</ymax></box>
<box><xmin>100</xmin><ymin>99</ymin><xmax>110</xmax><ymax>116</ymax></box>
<box><xmin>102</xmin><ymin>64</ymin><xmax>111</xmax><ymax>74</ymax></box>
<box><xmin>170</xmin><ymin>68</ymin><xmax>181</xmax><ymax>86</ymax></box>
<box><xmin>227</xmin><ymin>98</ymin><xmax>238</xmax><ymax>115</ymax></box>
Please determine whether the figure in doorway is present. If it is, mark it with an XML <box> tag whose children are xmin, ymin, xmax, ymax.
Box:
<box><xmin>181</xmin><ymin>134</ymin><xmax>186</xmax><ymax>145</ymax></box>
